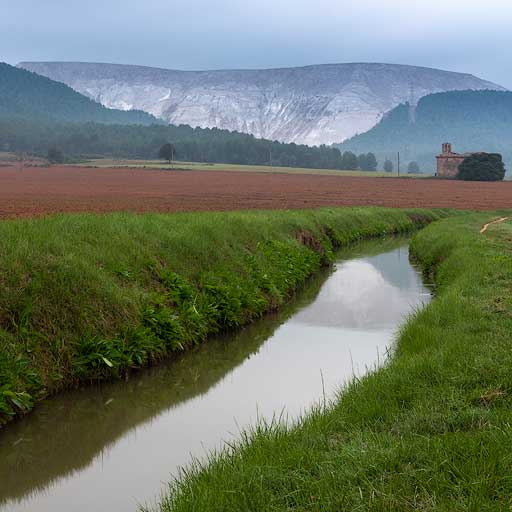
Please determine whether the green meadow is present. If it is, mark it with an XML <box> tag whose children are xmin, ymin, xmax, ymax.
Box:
<box><xmin>77</xmin><ymin>158</ymin><xmax>428</xmax><ymax>178</ymax></box>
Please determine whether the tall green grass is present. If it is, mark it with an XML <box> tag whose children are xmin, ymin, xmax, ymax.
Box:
<box><xmin>153</xmin><ymin>212</ymin><xmax>512</xmax><ymax>512</ymax></box>
<box><xmin>0</xmin><ymin>207</ymin><xmax>442</xmax><ymax>425</ymax></box>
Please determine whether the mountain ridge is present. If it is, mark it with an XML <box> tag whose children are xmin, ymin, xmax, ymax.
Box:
<box><xmin>18</xmin><ymin>61</ymin><xmax>505</xmax><ymax>145</ymax></box>
<box><xmin>18</xmin><ymin>60</ymin><xmax>496</xmax><ymax>76</ymax></box>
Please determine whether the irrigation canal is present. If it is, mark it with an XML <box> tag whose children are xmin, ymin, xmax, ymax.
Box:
<box><xmin>0</xmin><ymin>237</ymin><xmax>431</xmax><ymax>511</ymax></box>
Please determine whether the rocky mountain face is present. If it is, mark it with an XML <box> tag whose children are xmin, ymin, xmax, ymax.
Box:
<box><xmin>19</xmin><ymin>62</ymin><xmax>505</xmax><ymax>145</ymax></box>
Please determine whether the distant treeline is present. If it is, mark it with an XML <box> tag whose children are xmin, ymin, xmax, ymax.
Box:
<box><xmin>1</xmin><ymin>117</ymin><xmax>381</xmax><ymax>170</ymax></box>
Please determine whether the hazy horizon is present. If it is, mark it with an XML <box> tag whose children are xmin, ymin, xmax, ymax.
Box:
<box><xmin>2</xmin><ymin>0</ymin><xmax>512</xmax><ymax>88</ymax></box>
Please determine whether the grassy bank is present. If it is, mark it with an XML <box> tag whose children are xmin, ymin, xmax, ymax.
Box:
<box><xmin>153</xmin><ymin>212</ymin><xmax>512</xmax><ymax>511</ymax></box>
<box><xmin>0</xmin><ymin>207</ymin><xmax>442</xmax><ymax>426</ymax></box>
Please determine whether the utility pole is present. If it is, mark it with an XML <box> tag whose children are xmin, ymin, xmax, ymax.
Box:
<box><xmin>17</xmin><ymin>152</ymin><xmax>25</xmax><ymax>173</ymax></box>
<box><xmin>397</xmin><ymin>151</ymin><xmax>400</xmax><ymax>177</ymax></box>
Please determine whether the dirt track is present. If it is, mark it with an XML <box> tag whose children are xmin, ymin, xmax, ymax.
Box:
<box><xmin>480</xmin><ymin>216</ymin><xmax>510</xmax><ymax>233</ymax></box>
<box><xmin>0</xmin><ymin>166</ymin><xmax>511</xmax><ymax>218</ymax></box>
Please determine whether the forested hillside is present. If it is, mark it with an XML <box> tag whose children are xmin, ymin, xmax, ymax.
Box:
<box><xmin>0</xmin><ymin>62</ymin><xmax>157</xmax><ymax>125</ymax></box>
<box><xmin>0</xmin><ymin>117</ymin><xmax>346</xmax><ymax>169</ymax></box>
<box><xmin>338</xmin><ymin>90</ymin><xmax>512</xmax><ymax>172</ymax></box>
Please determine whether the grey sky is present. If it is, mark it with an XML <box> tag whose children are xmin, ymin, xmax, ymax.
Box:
<box><xmin>2</xmin><ymin>0</ymin><xmax>512</xmax><ymax>87</ymax></box>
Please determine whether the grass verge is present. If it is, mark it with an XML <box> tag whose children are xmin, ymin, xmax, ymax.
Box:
<box><xmin>152</xmin><ymin>212</ymin><xmax>512</xmax><ymax>511</ymax></box>
<box><xmin>0</xmin><ymin>207</ymin><xmax>443</xmax><ymax>426</ymax></box>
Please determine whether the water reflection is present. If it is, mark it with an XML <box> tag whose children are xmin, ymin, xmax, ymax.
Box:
<box><xmin>0</xmin><ymin>238</ymin><xmax>430</xmax><ymax>512</ymax></box>
<box><xmin>297</xmin><ymin>259</ymin><xmax>422</xmax><ymax>328</ymax></box>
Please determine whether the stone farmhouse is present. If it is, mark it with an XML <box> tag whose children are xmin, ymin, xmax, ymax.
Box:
<box><xmin>436</xmin><ymin>143</ymin><xmax>476</xmax><ymax>178</ymax></box>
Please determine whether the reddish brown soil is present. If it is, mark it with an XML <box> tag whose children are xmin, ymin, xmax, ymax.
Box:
<box><xmin>0</xmin><ymin>165</ymin><xmax>511</xmax><ymax>219</ymax></box>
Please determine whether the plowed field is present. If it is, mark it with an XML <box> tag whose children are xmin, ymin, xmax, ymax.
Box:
<box><xmin>0</xmin><ymin>165</ymin><xmax>510</xmax><ymax>218</ymax></box>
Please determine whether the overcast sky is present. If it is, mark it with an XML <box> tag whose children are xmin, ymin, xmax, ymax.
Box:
<box><xmin>2</xmin><ymin>0</ymin><xmax>512</xmax><ymax>87</ymax></box>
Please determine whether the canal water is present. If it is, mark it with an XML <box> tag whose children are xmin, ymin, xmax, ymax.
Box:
<box><xmin>0</xmin><ymin>238</ymin><xmax>431</xmax><ymax>512</ymax></box>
